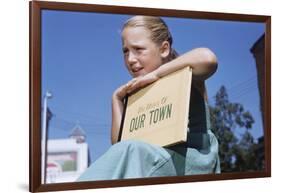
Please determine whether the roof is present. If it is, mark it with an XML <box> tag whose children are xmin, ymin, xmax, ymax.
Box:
<box><xmin>69</xmin><ymin>122</ymin><xmax>86</xmax><ymax>137</ymax></box>
<box><xmin>250</xmin><ymin>33</ymin><xmax>265</xmax><ymax>53</ymax></box>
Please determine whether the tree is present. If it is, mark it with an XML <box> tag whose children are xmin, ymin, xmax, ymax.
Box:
<box><xmin>209</xmin><ymin>85</ymin><xmax>262</xmax><ymax>172</ymax></box>
<box><xmin>232</xmin><ymin>131</ymin><xmax>260</xmax><ymax>171</ymax></box>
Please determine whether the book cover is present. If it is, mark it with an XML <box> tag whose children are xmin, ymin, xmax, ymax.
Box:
<box><xmin>119</xmin><ymin>66</ymin><xmax>192</xmax><ymax>147</ymax></box>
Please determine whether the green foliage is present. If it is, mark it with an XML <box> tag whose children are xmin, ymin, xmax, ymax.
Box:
<box><xmin>209</xmin><ymin>86</ymin><xmax>264</xmax><ymax>172</ymax></box>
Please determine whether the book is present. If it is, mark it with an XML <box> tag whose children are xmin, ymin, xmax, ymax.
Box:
<box><xmin>119</xmin><ymin>66</ymin><xmax>192</xmax><ymax>147</ymax></box>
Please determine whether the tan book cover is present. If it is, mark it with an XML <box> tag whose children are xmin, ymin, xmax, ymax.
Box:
<box><xmin>119</xmin><ymin>66</ymin><xmax>192</xmax><ymax>147</ymax></box>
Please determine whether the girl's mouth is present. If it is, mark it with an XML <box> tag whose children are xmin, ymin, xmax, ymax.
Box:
<box><xmin>132</xmin><ymin>67</ymin><xmax>144</xmax><ymax>75</ymax></box>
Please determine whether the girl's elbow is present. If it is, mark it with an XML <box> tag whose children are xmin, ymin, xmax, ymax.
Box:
<box><xmin>201</xmin><ymin>47</ymin><xmax>218</xmax><ymax>76</ymax></box>
<box><xmin>201</xmin><ymin>48</ymin><xmax>217</xmax><ymax>66</ymax></box>
<box><xmin>193</xmin><ymin>48</ymin><xmax>218</xmax><ymax>81</ymax></box>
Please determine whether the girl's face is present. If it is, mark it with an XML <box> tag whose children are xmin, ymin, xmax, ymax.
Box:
<box><xmin>122</xmin><ymin>26</ymin><xmax>167</xmax><ymax>78</ymax></box>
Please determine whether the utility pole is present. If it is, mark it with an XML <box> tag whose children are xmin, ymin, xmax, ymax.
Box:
<box><xmin>41</xmin><ymin>91</ymin><xmax>52</xmax><ymax>184</ymax></box>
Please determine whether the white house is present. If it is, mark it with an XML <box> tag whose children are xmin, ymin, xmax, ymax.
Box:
<box><xmin>46</xmin><ymin>123</ymin><xmax>90</xmax><ymax>183</ymax></box>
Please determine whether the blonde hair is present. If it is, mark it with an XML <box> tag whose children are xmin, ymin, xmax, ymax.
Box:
<box><xmin>122</xmin><ymin>15</ymin><xmax>178</xmax><ymax>61</ymax></box>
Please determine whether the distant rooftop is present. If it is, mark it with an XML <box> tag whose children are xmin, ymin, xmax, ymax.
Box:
<box><xmin>69</xmin><ymin>122</ymin><xmax>86</xmax><ymax>137</ymax></box>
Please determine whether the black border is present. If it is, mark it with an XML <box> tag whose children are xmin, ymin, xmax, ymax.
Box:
<box><xmin>118</xmin><ymin>95</ymin><xmax>129</xmax><ymax>142</ymax></box>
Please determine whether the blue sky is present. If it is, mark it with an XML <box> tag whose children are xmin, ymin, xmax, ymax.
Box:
<box><xmin>41</xmin><ymin>10</ymin><xmax>265</xmax><ymax>163</ymax></box>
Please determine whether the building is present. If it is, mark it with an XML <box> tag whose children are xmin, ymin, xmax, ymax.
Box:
<box><xmin>250</xmin><ymin>34</ymin><xmax>265</xmax><ymax>170</ymax></box>
<box><xmin>250</xmin><ymin>34</ymin><xmax>265</xmax><ymax>130</ymax></box>
<box><xmin>46</xmin><ymin>123</ymin><xmax>90</xmax><ymax>183</ymax></box>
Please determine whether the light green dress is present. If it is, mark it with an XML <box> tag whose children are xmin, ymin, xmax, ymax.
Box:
<box><xmin>77</xmin><ymin>85</ymin><xmax>220</xmax><ymax>181</ymax></box>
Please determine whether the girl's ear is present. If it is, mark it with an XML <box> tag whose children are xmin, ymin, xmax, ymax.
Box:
<box><xmin>160</xmin><ymin>41</ymin><xmax>171</xmax><ymax>59</ymax></box>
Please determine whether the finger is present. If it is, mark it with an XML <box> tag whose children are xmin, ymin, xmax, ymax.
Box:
<box><xmin>126</xmin><ymin>79</ymin><xmax>135</xmax><ymax>86</ymax></box>
<box><xmin>129</xmin><ymin>78</ymin><xmax>138</xmax><ymax>85</ymax></box>
<box><xmin>126</xmin><ymin>78</ymin><xmax>138</xmax><ymax>90</ymax></box>
<box><xmin>127</xmin><ymin>81</ymin><xmax>141</xmax><ymax>94</ymax></box>
<box><xmin>126</xmin><ymin>82</ymin><xmax>135</xmax><ymax>93</ymax></box>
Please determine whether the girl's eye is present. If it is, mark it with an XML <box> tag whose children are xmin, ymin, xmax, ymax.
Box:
<box><xmin>135</xmin><ymin>47</ymin><xmax>144</xmax><ymax>52</ymax></box>
<box><xmin>123</xmin><ymin>49</ymin><xmax>128</xmax><ymax>55</ymax></box>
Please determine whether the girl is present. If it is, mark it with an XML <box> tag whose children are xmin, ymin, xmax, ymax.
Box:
<box><xmin>78</xmin><ymin>16</ymin><xmax>220</xmax><ymax>181</ymax></box>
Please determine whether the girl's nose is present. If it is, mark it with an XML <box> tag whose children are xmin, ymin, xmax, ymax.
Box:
<box><xmin>127</xmin><ymin>51</ymin><xmax>137</xmax><ymax>65</ymax></box>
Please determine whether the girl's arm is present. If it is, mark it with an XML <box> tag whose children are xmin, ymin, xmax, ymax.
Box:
<box><xmin>126</xmin><ymin>47</ymin><xmax>217</xmax><ymax>94</ymax></box>
<box><xmin>111</xmin><ymin>92</ymin><xmax>124</xmax><ymax>145</ymax></box>
<box><xmin>111</xmin><ymin>79</ymin><xmax>137</xmax><ymax>144</ymax></box>
<box><xmin>156</xmin><ymin>47</ymin><xmax>218</xmax><ymax>81</ymax></box>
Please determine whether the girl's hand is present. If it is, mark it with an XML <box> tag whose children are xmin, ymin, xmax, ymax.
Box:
<box><xmin>113</xmin><ymin>78</ymin><xmax>138</xmax><ymax>100</ymax></box>
<box><xmin>111</xmin><ymin>72</ymin><xmax>159</xmax><ymax>144</ymax></box>
<box><xmin>111</xmin><ymin>79</ymin><xmax>137</xmax><ymax>144</ymax></box>
<box><xmin>126</xmin><ymin>71</ymin><xmax>159</xmax><ymax>94</ymax></box>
